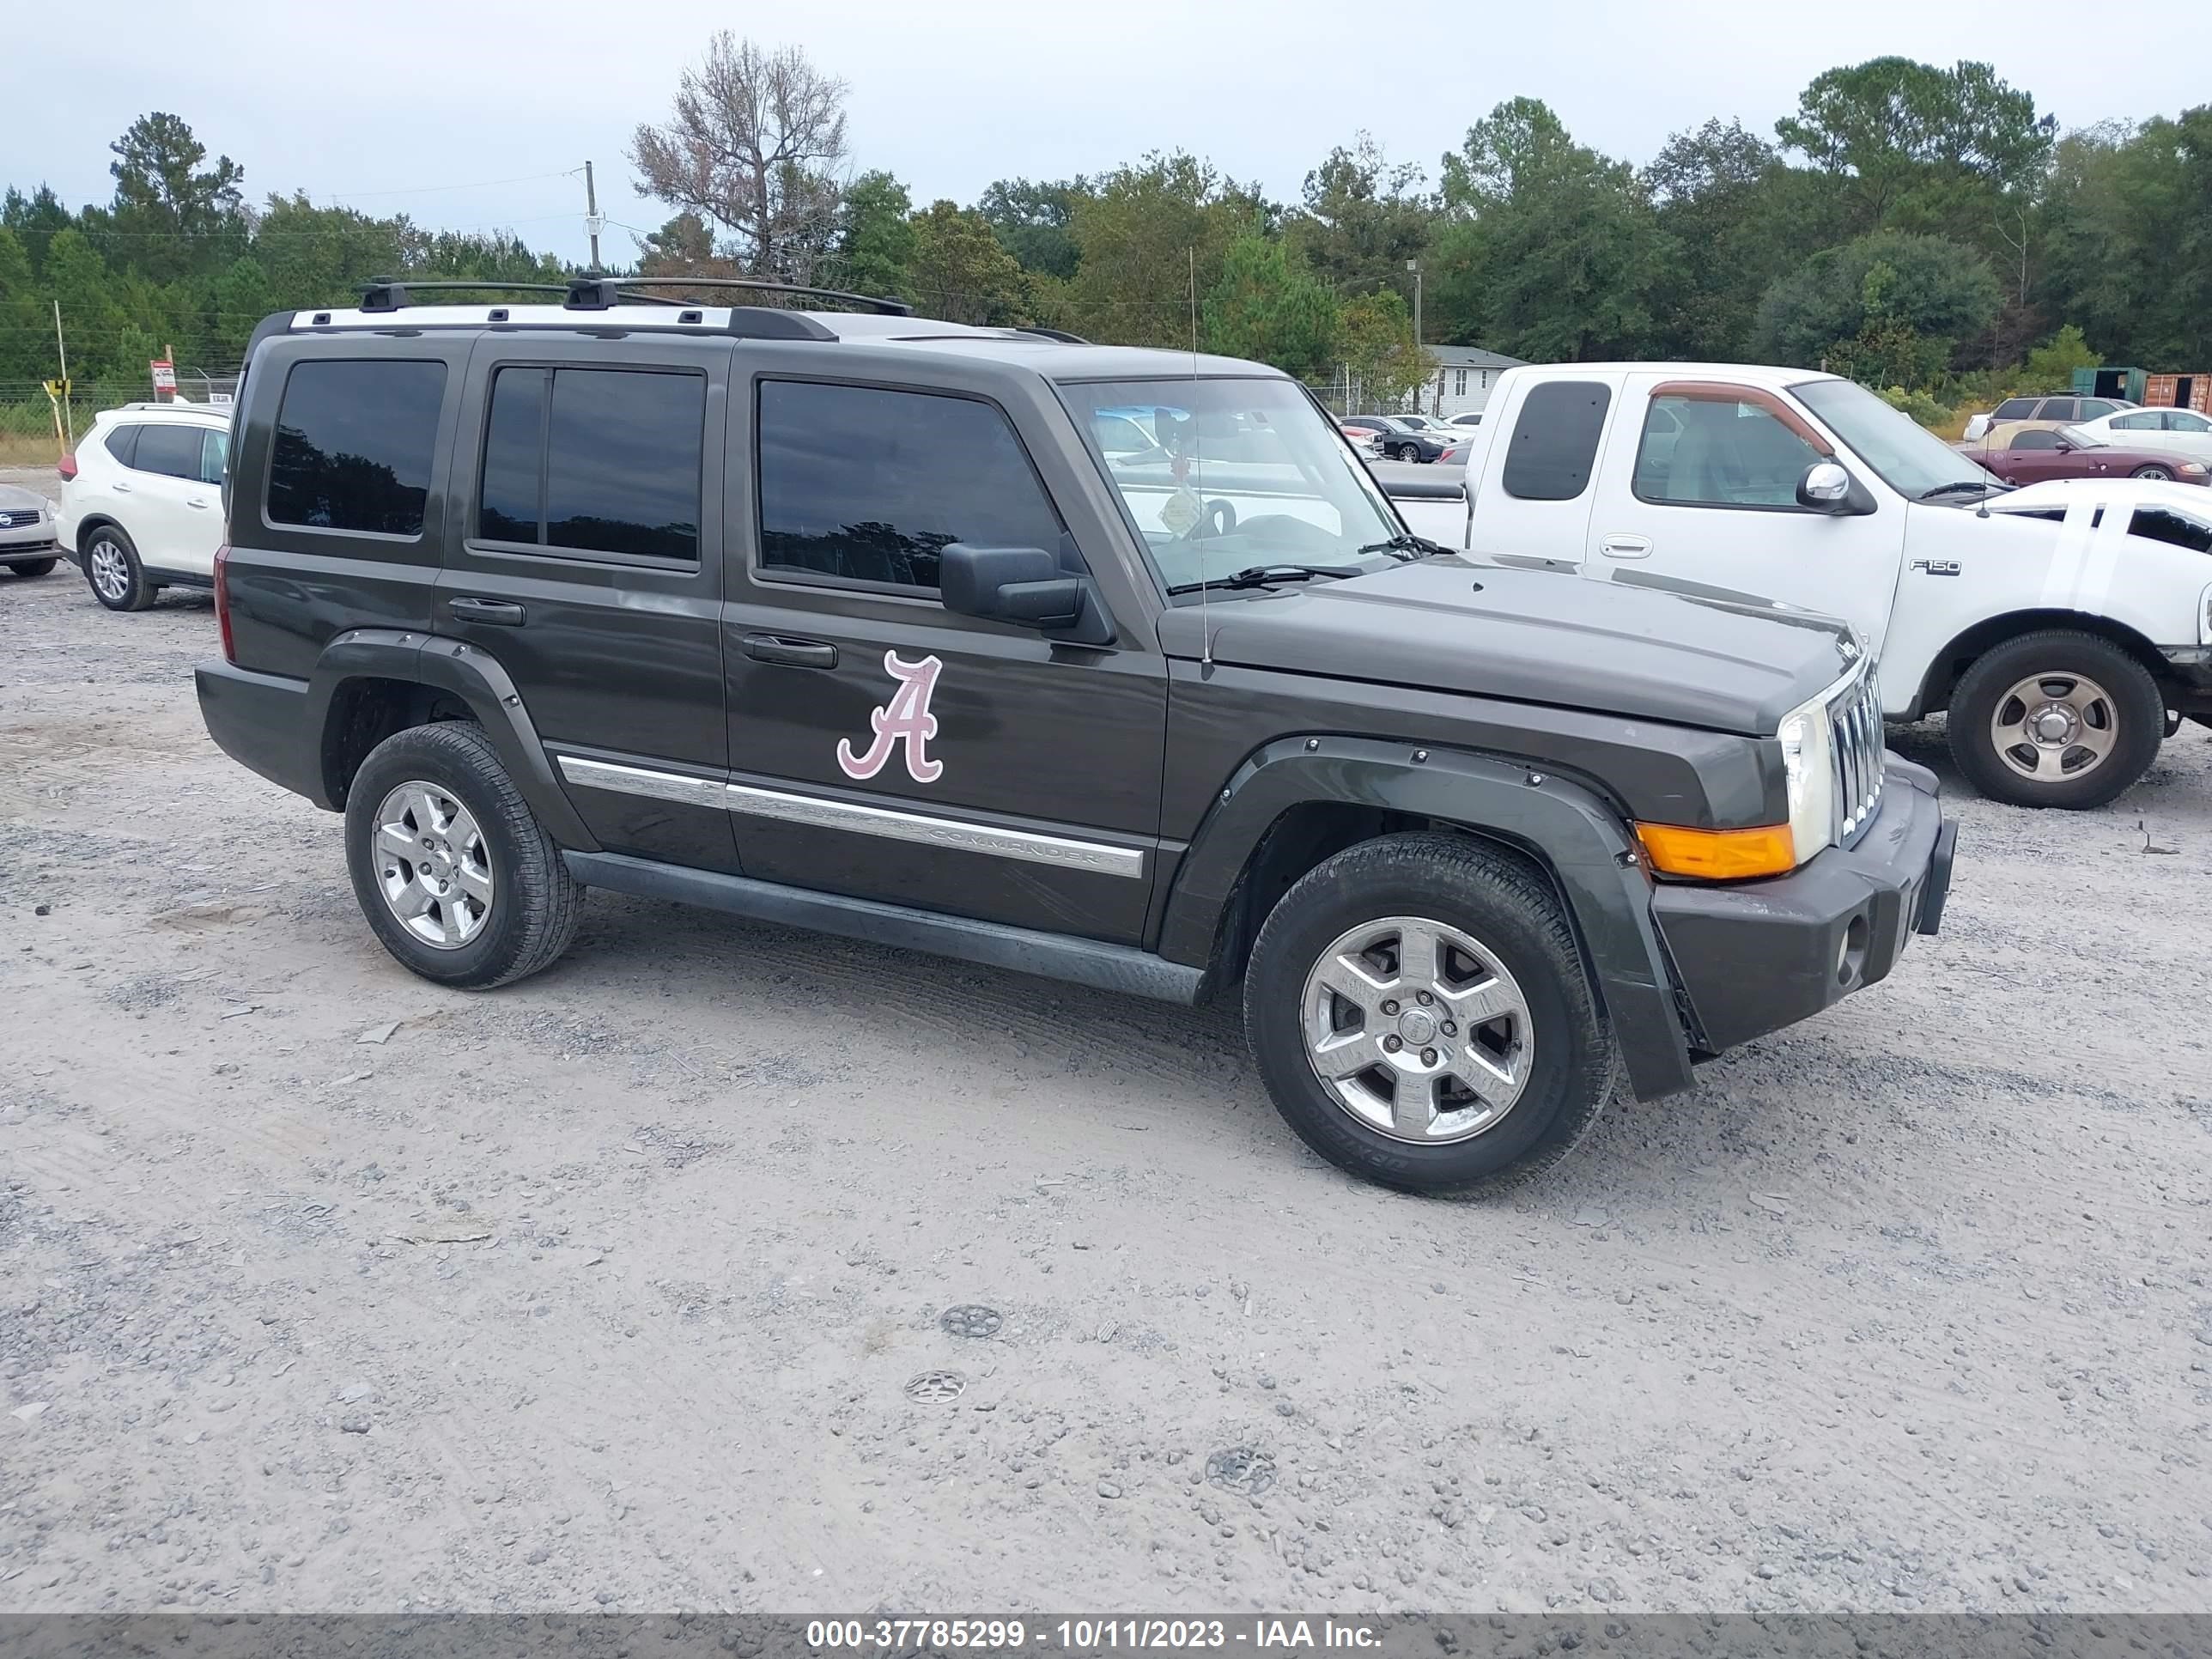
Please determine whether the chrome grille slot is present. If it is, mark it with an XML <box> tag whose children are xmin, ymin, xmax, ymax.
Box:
<box><xmin>1829</xmin><ymin>667</ymin><xmax>1885</xmax><ymax>845</ymax></box>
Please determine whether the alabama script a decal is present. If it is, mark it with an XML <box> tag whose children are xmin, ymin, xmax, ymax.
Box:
<box><xmin>836</xmin><ymin>650</ymin><xmax>945</xmax><ymax>783</ymax></box>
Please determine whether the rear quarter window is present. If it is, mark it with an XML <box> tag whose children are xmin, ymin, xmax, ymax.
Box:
<box><xmin>1502</xmin><ymin>382</ymin><xmax>1610</xmax><ymax>501</ymax></box>
<box><xmin>266</xmin><ymin>359</ymin><xmax>447</xmax><ymax>538</ymax></box>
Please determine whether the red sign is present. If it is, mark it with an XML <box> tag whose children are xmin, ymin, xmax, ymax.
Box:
<box><xmin>149</xmin><ymin>359</ymin><xmax>176</xmax><ymax>397</ymax></box>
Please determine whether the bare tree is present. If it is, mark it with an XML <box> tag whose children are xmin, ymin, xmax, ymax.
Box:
<box><xmin>629</xmin><ymin>34</ymin><xmax>849</xmax><ymax>283</ymax></box>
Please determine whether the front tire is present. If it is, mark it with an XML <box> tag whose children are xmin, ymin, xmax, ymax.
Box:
<box><xmin>5</xmin><ymin>557</ymin><xmax>58</xmax><ymax>579</ymax></box>
<box><xmin>1243</xmin><ymin>833</ymin><xmax>1614</xmax><ymax>1194</ymax></box>
<box><xmin>2130</xmin><ymin>465</ymin><xmax>2173</xmax><ymax>482</ymax></box>
<box><xmin>1947</xmin><ymin>629</ymin><xmax>2164</xmax><ymax>809</ymax></box>
<box><xmin>82</xmin><ymin>525</ymin><xmax>155</xmax><ymax>611</ymax></box>
<box><xmin>344</xmin><ymin>721</ymin><xmax>582</xmax><ymax>988</ymax></box>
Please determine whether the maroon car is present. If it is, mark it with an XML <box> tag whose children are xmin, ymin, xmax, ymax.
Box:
<box><xmin>1981</xmin><ymin>427</ymin><xmax>2210</xmax><ymax>487</ymax></box>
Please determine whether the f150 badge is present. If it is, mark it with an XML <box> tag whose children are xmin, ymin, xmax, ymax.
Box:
<box><xmin>837</xmin><ymin>650</ymin><xmax>945</xmax><ymax>783</ymax></box>
<box><xmin>1911</xmin><ymin>558</ymin><xmax>1962</xmax><ymax>576</ymax></box>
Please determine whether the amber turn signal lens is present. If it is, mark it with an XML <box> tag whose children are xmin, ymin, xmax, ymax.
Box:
<box><xmin>1633</xmin><ymin>822</ymin><xmax>1796</xmax><ymax>880</ymax></box>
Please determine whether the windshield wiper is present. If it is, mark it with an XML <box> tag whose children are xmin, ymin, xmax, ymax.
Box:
<box><xmin>1920</xmin><ymin>479</ymin><xmax>2006</xmax><ymax>500</ymax></box>
<box><xmin>1356</xmin><ymin>532</ymin><xmax>1452</xmax><ymax>561</ymax></box>
<box><xmin>1166</xmin><ymin>563</ymin><xmax>1364</xmax><ymax>596</ymax></box>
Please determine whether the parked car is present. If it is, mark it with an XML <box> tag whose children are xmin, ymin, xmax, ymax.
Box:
<box><xmin>1448</xmin><ymin>411</ymin><xmax>1486</xmax><ymax>429</ymax></box>
<box><xmin>2058</xmin><ymin>404</ymin><xmax>2212</xmax><ymax>467</ymax></box>
<box><xmin>1978</xmin><ymin>427</ymin><xmax>2209</xmax><ymax>489</ymax></box>
<box><xmin>192</xmin><ymin>277</ymin><xmax>1951</xmax><ymax>1195</ymax></box>
<box><xmin>1337</xmin><ymin>423</ymin><xmax>1382</xmax><ymax>458</ymax></box>
<box><xmin>57</xmin><ymin>402</ymin><xmax>232</xmax><ymax>611</ymax></box>
<box><xmin>1387</xmin><ymin>362</ymin><xmax>2212</xmax><ymax>810</ymax></box>
<box><xmin>0</xmin><ymin>483</ymin><xmax>61</xmax><ymax>578</ymax></box>
<box><xmin>1339</xmin><ymin>415</ymin><xmax>1459</xmax><ymax>464</ymax></box>
<box><xmin>1963</xmin><ymin>392</ymin><xmax>2133</xmax><ymax>449</ymax></box>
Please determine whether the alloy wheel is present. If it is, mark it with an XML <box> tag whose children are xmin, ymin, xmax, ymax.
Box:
<box><xmin>372</xmin><ymin>781</ymin><xmax>494</xmax><ymax>948</ymax></box>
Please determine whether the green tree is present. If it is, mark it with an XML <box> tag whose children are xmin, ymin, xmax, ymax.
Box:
<box><xmin>1753</xmin><ymin>229</ymin><xmax>2002</xmax><ymax>383</ymax></box>
<box><xmin>0</xmin><ymin>228</ymin><xmax>53</xmax><ymax>380</ymax></box>
<box><xmin>834</xmin><ymin>171</ymin><xmax>916</xmax><ymax>301</ymax></box>
<box><xmin>2039</xmin><ymin>109</ymin><xmax>2212</xmax><ymax>367</ymax></box>
<box><xmin>906</xmin><ymin>200</ymin><xmax>1027</xmax><ymax>325</ymax></box>
<box><xmin>1283</xmin><ymin>135</ymin><xmax>1431</xmax><ymax>300</ymax></box>
<box><xmin>250</xmin><ymin>195</ymin><xmax>410</xmax><ymax>311</ymax></box>
<box><xmin>2021</xmin><ymin>323</ymin><xmax>2100</xmax><ymax>387</ymax></box>
<box><xmin>1334</xmin><ymin>289</ymin><xmax>1428</xmax><ymax>408</ymax></box>
<box><xmin>977</xmin><ymin>178</ymin><xmax>1088</xmax><ymax>280</ymax></box>
<box><xmin>636</xmin><ymin>210</ymin><xmax>726</xmax><ymax>277</ymax></box>
<box><xmin>3</xmin><ymin>185</ymin><xmax>73</xmax><ymax>277</ymax></box>
<box><xmin>1200</xmin><ymin>231</ymin><xmax>1337</xmax><ymax>377</ymax></box>
<box><xmin>96</xmin><ymin>112</ymin><xmax>247</xmax><ymax>282</ymax></box>
<box><xmin>1431</xmin><ymin>98</ymin><xmax>1671</xmax><ymax>361</ymax></box>
<box><xmin>1062</xmin><ymin>153</ymin><xmax>1270</xmax><ymax>348</ymax></box>
<box><xmin>1643</xmin><ymin>119</ymin><xmax>1823</xmax><ymax>359</ymax></box>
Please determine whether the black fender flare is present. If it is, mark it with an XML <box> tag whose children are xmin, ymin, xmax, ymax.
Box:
<box><xmin>1158</xmin><ymin>736</ymin><xmax>1693</xmax><ymax>1102</ymax></box>
<box><xmin>306</xmin><ymin>629</ymin><xmax>600</xmax><ymax>852</ymax></box>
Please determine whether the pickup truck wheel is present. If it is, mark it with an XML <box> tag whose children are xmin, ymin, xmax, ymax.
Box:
<box><xmin>343</xmin><ymin>721</ymin><xmax>582</xmax><ymax>988</ymax></box>
<box><xmin>1244</xmin><ymin>833</ymin><xmax>1614</xmax><ymax>1194</ymax></box>
<box><xmin>5</xmin><ymin>557</ymin><xmax>58</xmax><ymax>578</ymax></box>
<box><xmin>1948</xmin><ymin>629</ymin><xmax>2163</xmax><ymax>809</ymax></box>
<box><xmin>83</xmin><ymin>525</ymin><xmax>155</xmax><ymax>611</ymax></box>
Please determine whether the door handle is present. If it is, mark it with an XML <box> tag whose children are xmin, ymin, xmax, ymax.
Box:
<box><xmin>744</xmin><ymin>634</ymin><xmax>839</xmax><ymax>669</ymax></box>
<box><xmin>186</xmin><ymin>498</ymin><xmax>210</xmax><ymax>509</ymax></box>
<box><xmin>111</xmin><ymin>483</ymin><xmax>131</xmax><ymax>494</ymax></box>
<box><xmin>447</xmin><ymin>596</ymin><xmax>526</xmax><ymax>626</ymax></box>
<box><xmin>1599</xmin><ymin>534</ymin><xmax>1652</xmax><ymax>560</ymax></box>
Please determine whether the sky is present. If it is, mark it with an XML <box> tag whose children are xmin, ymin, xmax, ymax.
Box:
<box><xmin>8</xmin><ymin>0</ymin><xmax>2207</xmax><ymax>270</ymax></box>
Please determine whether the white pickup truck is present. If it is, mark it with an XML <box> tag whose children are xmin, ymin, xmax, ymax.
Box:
<box><xmin>1388</xmin><ymin>364</ymin><xmax>2212</xmax><ymax>808</ymax></box>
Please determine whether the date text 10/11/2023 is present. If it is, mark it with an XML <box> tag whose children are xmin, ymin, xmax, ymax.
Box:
<box><xmin>804</xmin><ymin>1619</ymin><xmax>1383</xmax><ymax>1650</ymax></box>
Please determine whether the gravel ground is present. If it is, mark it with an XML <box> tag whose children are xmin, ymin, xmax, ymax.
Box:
<box><xmin>3</xmin><ymin>464</ymin><xmax>2209</xmax><ymax>1615</ymax></box>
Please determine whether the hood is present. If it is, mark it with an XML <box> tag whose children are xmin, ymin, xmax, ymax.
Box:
<box><xmin>1158</xmin><ymin>555</ymin><xmax>1858</xmax><ymax>737</ymax></box>
<box><xmin>0</xmin><ymin>483</ymin><xmax>48</xmax><ymax>511</ymax></box>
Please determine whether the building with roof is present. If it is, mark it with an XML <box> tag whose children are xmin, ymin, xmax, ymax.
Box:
<box><xmin>1423</xmin><ymin>344</ymin><xmax>1526</xmax><ymax>419</ymax></box>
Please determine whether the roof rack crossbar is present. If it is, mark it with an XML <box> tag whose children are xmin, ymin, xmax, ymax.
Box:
<box><xmin>1013</xmin><ymin>325</ymin><xmax>1090</xmax><ymax>344</ymax></box>
<box><xmin>605</xmin><ymin>276</ymin><xmax>912</xmax><ymax>317</ymax></box>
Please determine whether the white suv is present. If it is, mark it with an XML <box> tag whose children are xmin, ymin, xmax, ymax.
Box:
<box><xmin>58</xmin><ymin>403</ymin><xmax>232</xmax><ymax>611</ymax></box>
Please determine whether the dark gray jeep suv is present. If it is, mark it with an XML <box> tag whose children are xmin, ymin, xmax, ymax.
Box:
<box><xmin>196</xmin><ymin>277</ymin><xmax>1954</xmax><ymax>1194</ymax></box>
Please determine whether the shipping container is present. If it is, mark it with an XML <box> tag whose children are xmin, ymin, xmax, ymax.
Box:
<box><xmin>2072</xmin><ymin>366</ymin><xmax>2148</xmax><ymax>404</ymax></box>
<box><xmin>2142</xmin><ymin>373</ymin><xmax>2210</xmax><ymax>413</ymax></box>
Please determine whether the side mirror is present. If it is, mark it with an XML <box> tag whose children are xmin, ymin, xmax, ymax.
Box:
<box><xmin>2053</xmin><ymin>441</ymin><xmax>2075</xmax><ymax>453</ymax></box>
<box><xmin>939</xmin><ymin>543</ymin><xmax>1113</xmax><ymax>646</ymax></box>
<box><xmin>1796</xmin><ymin>460</ymin><xmax>1854</xmax><ymax>513</ymax></box>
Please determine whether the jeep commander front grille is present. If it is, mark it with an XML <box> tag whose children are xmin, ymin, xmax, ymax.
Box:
<box><xmin>1831</xmin><ymin>668</ymin><xmax>1885</xmax><ymax>846</ymax></box>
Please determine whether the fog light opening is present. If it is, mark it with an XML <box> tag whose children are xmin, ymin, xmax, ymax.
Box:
<box><xmin>1838</xmin><ymin>914</ymin><xmax>1870</xmax><ymax>987</ymax></box>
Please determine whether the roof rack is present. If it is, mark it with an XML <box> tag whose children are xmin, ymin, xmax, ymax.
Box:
<box><xmin>587</xmin><ymin>276</ymin><xmax>912</xmax><ymax>317</ymax></box>
<box><xmin>1012</xmin><ymin>325</ymin><xmax>1090</xmax><ymax>344</ymax></box>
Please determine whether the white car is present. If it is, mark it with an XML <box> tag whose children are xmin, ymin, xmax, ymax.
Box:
<box><xmin>2059</xmin><ymin>405</ymin><xmax>2212</xmax><ymax>468</ymax></box>
<box><xmin>58</xmin><ymin>403</ymin><xmax>232</xmax><ymax>611</ymax></box>
<box><xmin>0</xmin><ymin>483</ymin><xmax>61</xmax><ymax>578</ymax></box>
<box><xmin>1386</xmin><ymin>361</ymin><xmax>2212</xmax><ymax>809</ymax></box>
<box><xmin>1447</xmin><ymin>410</ymin><xmax>1485</xmax><ymax>429</ymax></box>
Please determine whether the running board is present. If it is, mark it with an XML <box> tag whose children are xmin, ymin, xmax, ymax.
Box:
<box><xmin>562</xmin><ymin>851</ymin><xmax>1206</xmax><ymax>1005</ymax></box>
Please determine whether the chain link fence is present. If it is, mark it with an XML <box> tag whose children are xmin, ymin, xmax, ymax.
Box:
<box><xmin>0</xmin><ymin>370</ymin><xmax>239</xmax><ymax>463</ymax></box>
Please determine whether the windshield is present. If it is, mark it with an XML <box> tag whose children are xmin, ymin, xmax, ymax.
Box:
<box><xmin>2057</xmin><ymin>424</ymin><xmax>2107</xmax><ymax>448</ymax></box>
<box><xmin>1060</xmin><ymin>378</ymin><xmax>1408</xmax><ymax>594</ymax></box>
<box><xmin>1793</xmin><ymin>378</ymin><xmax>1996</xmax><ymax>499</ymax></box>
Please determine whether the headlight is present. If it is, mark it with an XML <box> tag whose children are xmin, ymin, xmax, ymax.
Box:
<box><xmin>1778</xmin><ymin>694</ymin><xmax>1837</xmax><ymax>866</ymax></box>
<box><xmin>2180</xmin><ymin>461</ymin><xmax>2209</xmax><ymax>477</ymax></box>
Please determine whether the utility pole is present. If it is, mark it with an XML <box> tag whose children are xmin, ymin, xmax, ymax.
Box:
<box><xmin>583</xmin><ymin>161</ymin><xmax>604</xmax><ymax>272</ymax></box>
<box><xmin>52</xmin><ymin>301</ymin><xmax>72</xmax><ymax>446</ymax></box>
<box><xmin>1407</xmin><ymin>258</ymin><xmax>1427</xmax><ymax>415</ymax></box>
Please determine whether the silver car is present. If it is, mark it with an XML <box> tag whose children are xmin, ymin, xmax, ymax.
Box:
<box><xmin>0</xmin><ymin>483</ymin><xmax>60</xmax><ymax>579</ymax></box>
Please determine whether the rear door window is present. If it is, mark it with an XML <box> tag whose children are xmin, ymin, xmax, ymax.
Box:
<box><xmin>1502</xmin><ymin>382</ymin><xmax>1610</xmax><ymax>501</ymax></box>
<box><xmin>267</xmin><ymin>360</ymin><xmax>446</xmax><ymax>538</ymax></box>
<box><xmin>475</xmin><ymin>366</ymin><xmax>703</xmax><ymax>562</ymax></box>
<box><xmin>1990</xmin><ymin>398</ymin><xmax>2038</xmax><ymax>421</ymax></box>
<box><xmin>131</xmin><ymin>423</ymin><xmax>205</xmax><ymax>481</ymax></box>
<box><xmin>2034</xmin><ymin>398</ymin><xmax>2080</xmax><ymax>422</ymax></box>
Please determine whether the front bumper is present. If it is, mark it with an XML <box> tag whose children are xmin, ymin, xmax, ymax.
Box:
<box><xmin>1650</xmin><ymin>757</ymin><xmax>1954</xmax><ymax>1055</ymax></box>
<box><xmin>0</xmin><ymin>524</ymin><xmax>57</xmax><ymax>558</ymax></box>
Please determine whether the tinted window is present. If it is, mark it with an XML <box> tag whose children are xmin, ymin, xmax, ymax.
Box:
<box><xmin>200</xmin><ymin>428</ymin><xmax>228</xmax><ymax>486</ymax></box>
<box><xmin>2131</xmin><ymin>508</ymin><xmax>2212</xmax><ymax>553</ymax></box>
<box><xmin>547</xmin><ymin>369</ymin><xmax>702</xmax><ymax>559</ymax></box>
<box><xmin>2011</xmin><ymin>429</ymin><xmax>2064</xmax><ymax>450</ymax></box>
<box><xmin>2034</xmin><ymin>398</ymin><xmax>2079</xmax><ymax>422</ymax></box>
<box><xmin>267</xmin><ymin>360</ymin><xmax>446</xmax><ymax>537</ymax></box>
<box><xmin>101</xmin><ymin>423</ymin><xmax>140</xmax><ymax>467</ymax></box>
<box><xmin>1503</xmin><ymin>382</ymin><xmax>1609</xmax><ymax>501</ymax></box>
<box><xmin>757</xmin><ymin>381</ymin><xmax>1064</xmax><ymax>592</ymax></box>
<box><xmin>1633</xmin><ymin>395</ymin><xmax>1823</xmax><ymax>507</ymax></box>
<box><xmin>132</xmin><ymin>423</ymin><xmax>204</xmax><ymax>480</ymax></box>
<box><xmin>2080</xmin><ymin>400</ymin><xmax>2120</xmax><ymax>420</ymax></box>
<box><xmin>478</xmin><ymin>367</ymin><xmax>547</xmax><ymax>544</ymax></box>
<box><xmin>471</xmin><ymin>368</ymin><xmax>702</xmax><ymax>560</ymax></box>
<box><xmin>2111</xmin><ymin>411</ymin><xmax>2160</xmax><ymax>431</ymax></box>
<box><xmin>2167</xmin><ymin>411</ymin><xmax>2210</xmax><ymax>433</ymax></box>
<box><xmin>1991</xmin><ymin>398</ymin><xmax>2037</xmax><ymax>421</ymax></box>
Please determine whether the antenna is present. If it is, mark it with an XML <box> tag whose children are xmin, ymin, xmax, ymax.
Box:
<box><xmin>1190</xmin><ymin>245</ymin><xmax>1209</xmax><ymax>668</ymax></box>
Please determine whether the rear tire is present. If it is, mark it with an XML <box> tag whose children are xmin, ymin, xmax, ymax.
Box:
<box><xmin>1947</xmin><ymin>629</ymin><xmax>2163</xmax><ymax>809</ymax></box>
<box><xmin>5</xmin><ymin>557</ymin><xmax>58</xmax><ymax>578</ymax></box>
<box><xmin>1395</xmin><ymin>442</ymin><xmax>1420</xmax><ymax>463</ymax></box>
<box><xmin>1243</xmin><ymin>833</ymin><xmax>1614</xmax><ymax>1194</ymax></box>
<box><xmin>82</xmin><ymin>524</ymin><xmax>155</xmax><ymax>611</ymax></box>
<box><xmin>344</xmin><ymin>721</ymin><xmax>582</xmax><ymax>988</ymax></box>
